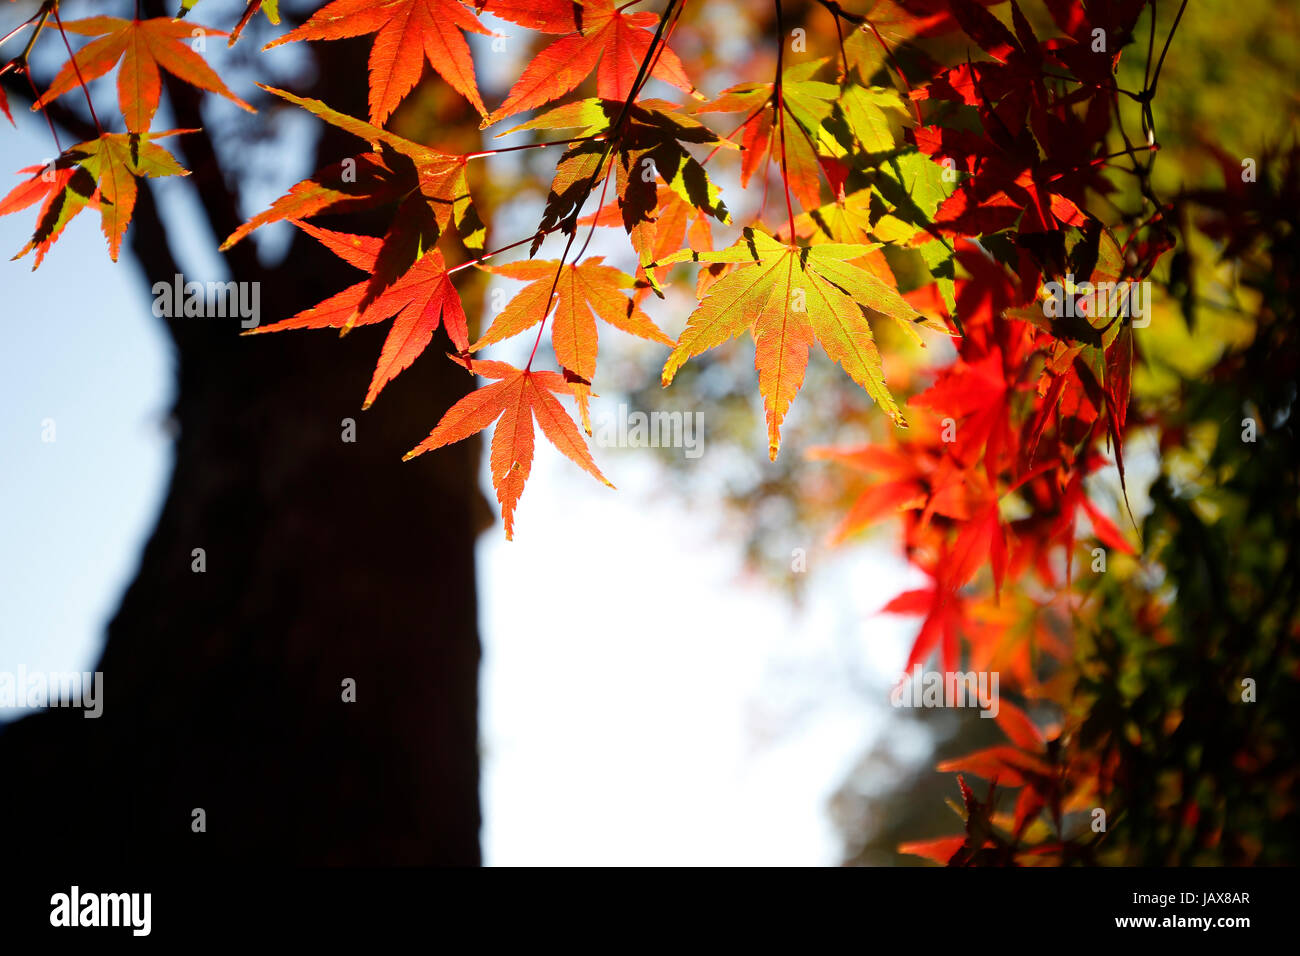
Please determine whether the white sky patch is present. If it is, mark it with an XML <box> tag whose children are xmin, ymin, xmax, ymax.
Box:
<box><xmin>477</xmin><ymin>445</ymin><xmax>917</xmax><ymax>865</ymax></box>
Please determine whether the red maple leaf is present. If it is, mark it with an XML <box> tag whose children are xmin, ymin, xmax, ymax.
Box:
<box><xmin>34</xmin><ymin>17</ymin><xmax>253</xmax><ymax>133</ymax></box>
<box><xmin>248</xmin><ymin>220</ymin><xmax>469</xmax><ymax>409</ymax></box>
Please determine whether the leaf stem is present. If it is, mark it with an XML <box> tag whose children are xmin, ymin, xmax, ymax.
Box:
<box><xmin>463</xmin><ymin>135</ymin><xmax>600</xmax><ymax>161</ymax></box>
<box><xmin>230</xmin><ymin>1</ymin><xmax>262</xmax><ymax>47</ymax></box>
<box><xmin>1148</xmin><ymin>0</ymin><xmax>1189</xmax><ymax>98</ymax></box>
<box><xmin>23</xmin><ymin>66</ymin><xmax>62</xmax><ymax>151</ymax></box>
<box><xmin>0</xmin><ymin>1</ymin><xmax>49</xmax><ymax>51</ymax></box>
<box><xmin>863</xmin><ymin>18</ymin><xmax>921</xmax><ymax>125</ymax></box>
<box><xmin>773</xmin><ymin>0</ymin><xmax>797</xmax><ymax>244</ymax></box>
<box><xmin>50</xmin><ymin>0</ymin><xmax>102</xmax><ymax>135</ymax></box>
<box><xmin>3</xmin><ymin>5</ymin><xmax>59</xmax><ymax>148</ymax></box>
<box><xmin>830</xmin><ymin>7</ymin><xmax>848</xmax><ymax>81</ymax></box>
<box><xmin>447</xmin><ymin>225</ymin><xmax>568</xmax><ymax>276</ymax></box>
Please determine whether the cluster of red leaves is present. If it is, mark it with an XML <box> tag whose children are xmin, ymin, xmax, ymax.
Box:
<box><xmin>806</xmin><ymin>0</ymin><xmax>1177</xmax><ymax>864</ymax></box>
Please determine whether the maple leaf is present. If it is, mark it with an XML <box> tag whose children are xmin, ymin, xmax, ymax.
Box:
<box><xmin>578</xmin><ymin>183</ymin><xmax>714</xmax><ymax>291</ymax></box>
<box><xmin>911</xmin><ymin>347</ymin><xmax>1012</xmax><ymax>475</ymax></box>
<box><xmin>880</xmin><ymin>583</ymin><xmax>966</xmax><ymax>676</ymax></box>
<box><xmin>695</xmin><ymin>60</ymin><xmax>905</xmax><ymax>212</ymax></box>
<box><xmin>34</xmin><ymin>17</ymin><xmax>253</xmax><ymax>134</ymax></box>
<box><xmin>808</xmin><ymin>432</ymin><xmax>973</xmax><ymax>544</ymax></box>
<box><xmin>0</xmin><ymin>163</ymin><xmax>94</xmax><ymax>269</ymax></box>
<box><xmin>935</xmin><ymin>702</ymin><xmax>1065</xmax><ymax>848</ymax></box>
<box><xmin>404</xmin><ymin>357</ymin><xmax>612</xmax><ymax>539</ymax></box>
<box><xmin>247</xmin><ymin>220</ymin><xmax>469</xmax><ymax>409</ymax></box>
<box><xmin>695</xmin><ymin>62</ymin><xmax>833</xmax><ymax>213</ymax></box>
<box><xmin>899</xmin><ymin>776</ymin><xmax>1009</xmax><ymax>867</ymax></box>
<box><xmin>248</xmin><ymin>220</ymin><xmax>384</xmax><ymax>332</ymax></box>
<box><xmin>853</xmin><ymin>0</ymin><xmax>1001</xmax><ymax>43</ymax></box>
<box><xmin>502</xmin><ymin>97</ymin><xmax>731</xmax><ymax>261</ymax></box>
<box><xmin>72</xmin><ymin>131</ymin><xmax>191</xmax><ymax>261</ymax></box>
<box><xmin>223</xmin><ymin>88</ymin><xmax>488</xmax><ymax>401</ymax></box>
<box><xmin>226</xmin><ymin>91</ymin><xmax>495</xmax><ymax>407</ymax></box>
<box><xmin>938</xmin><ymin>746</ymin><xmax>1053</xmax><ymax>789</ymax></box>
<box><xmin>473</xmin><ymin>257</ymin><xmax>672</xmax><ymax>380</ymax></box>
<box><xmin>265</xmin><ymin>0</ymin><xmax>491</xmax><ymax>125</ymax></box>
<box><xmin>482</xmin><ymin>0</ymin><xmax>698</xmax><ymax>128</ymax></box>
<box><xmin>473</xmin><ymin>256</ymin><xmax>672</xmax><ymax>434</ymax></box>
<box><xmin>913</xmin><ymin>125</ymin><xmax>1087</xmax><ymax>238</ymax></box>
<box><xmin>223</xmin><ymin>86</ymin><xmax>482</xmax><ymax>252</ymax></box>
<box><xmin>897</xmin><ymin>835</ymin><xmax>968</xmax><ymax>865</ymax></box>
<box><xmin>1011</xmin><ymin>224</ymin><xmax>1137</xmax><ymax>493</ymax></box>
<box><xmin>220</xmin><ymin>151</ymin><xmax>410</xmax><ymax>249</ymax></box>
<box><xmin>357</xmin><ymin>247</ymin><xmax>470</xmax><ymax>406</ymax></box>
<box><xmin>1</xmin><ymin>131</ymin><xmax>189</xmax><ymax>266</ymax></box>
<box><xmin>920</xmin><ymin>0</ymin><xmax>1040</xmax><ymax>112</ymax></box>
<box><xmin>657</xmin><ymin>226</ymin><xmax>928</xmax><ymax>459</ymax></box>
<box><xmin>946</xmin><ymin>498</ymin><xmax>1009</xmax><ymax>597</ymax></box>
<box><xmin>475</xmin><ymin>1</ymin><xmax>578</xmax><ymax>34</ymax></box>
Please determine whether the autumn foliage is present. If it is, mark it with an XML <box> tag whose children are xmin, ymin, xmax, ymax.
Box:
<box><xmin>3</xmin><ymin>0</ymin><xmax>1296</xmax><ymax>865</ymax></box>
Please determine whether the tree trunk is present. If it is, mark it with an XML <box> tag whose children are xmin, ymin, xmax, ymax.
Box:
<box><xmin>0</xmin><ymin>24</ymin><xmax>486</xmax><ymax>866</ymax></box>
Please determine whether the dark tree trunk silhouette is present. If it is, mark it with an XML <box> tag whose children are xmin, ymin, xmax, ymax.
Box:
<box><xmin>0</xmin><ymin>10</ymin><xmax>485</xmax><ymax>865</ymax></box>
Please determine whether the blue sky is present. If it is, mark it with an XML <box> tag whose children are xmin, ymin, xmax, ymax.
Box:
<box><xmin>0</xmin><ymin>116</ymin><xmax>175</xmax><ymax>692</ymax></box>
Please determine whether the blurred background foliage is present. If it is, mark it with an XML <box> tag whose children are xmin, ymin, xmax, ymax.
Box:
<box><xmin>581</xmin><ymin>0</ymin><xmax>1299</xmax><ymax>863</ymax></box>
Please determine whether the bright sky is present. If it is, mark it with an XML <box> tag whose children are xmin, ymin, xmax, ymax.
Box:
<box><xmin>477</xmin><ymin>450</ymin><xmax>926</xmax><ymax>864</ymax></box>
<box><xmin>0</xmin><ymin>138</ymin><xmax>175</xmax><ymax>692</ymax></box>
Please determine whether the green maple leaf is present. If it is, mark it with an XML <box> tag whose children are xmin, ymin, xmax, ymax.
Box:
<box><xmin>657</xmin><ymin>227</ymin><xmax>935</xmax><ymax>459</ymax></box>
<box><xmin>502</xmin><ymin>97</ymin><xmax>731</xmax><ymax>263</ymax></box>
<box><xmin>3</xmin><ymin>131</ymin><xmax>189</xmax><ymax>266</ymax></box>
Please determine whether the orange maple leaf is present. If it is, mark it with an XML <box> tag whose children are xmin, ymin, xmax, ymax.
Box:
<box><xmin>34</xmin><ymin>17</ymin><xmax>253</xmax><ymax>134</ymax></box>
<box><xmin>471</xmin><ymin>256</ymin><xmax>673</xmax><ymax>434</ymax></box>
<box><xmin>472</xmin><ymin>257</ymin><xmax>672</xmax><ymax>383</ymax></box>
<box><xmin>482</xmin><ymin>0</ymin><xmax>698</xmax><ymax>127</ymax></box>
<box><xmin>0</xmin><ymin>131</ymin><xmax>190</xmax><ymax>266</ymax></box>
<box><xmin>404</xmin><ymin>357</ymin><xmax>613</xmax><ymax>539</ymax></box>
<box><xmin>265</xmin><ymin>0</ymin><xmax>491</xmax><ymax>125</ymax></box>
<box><xmin>0</xmin><ymin>163</ymin><xmax>96</xmax><ymax>268</ymax></box>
